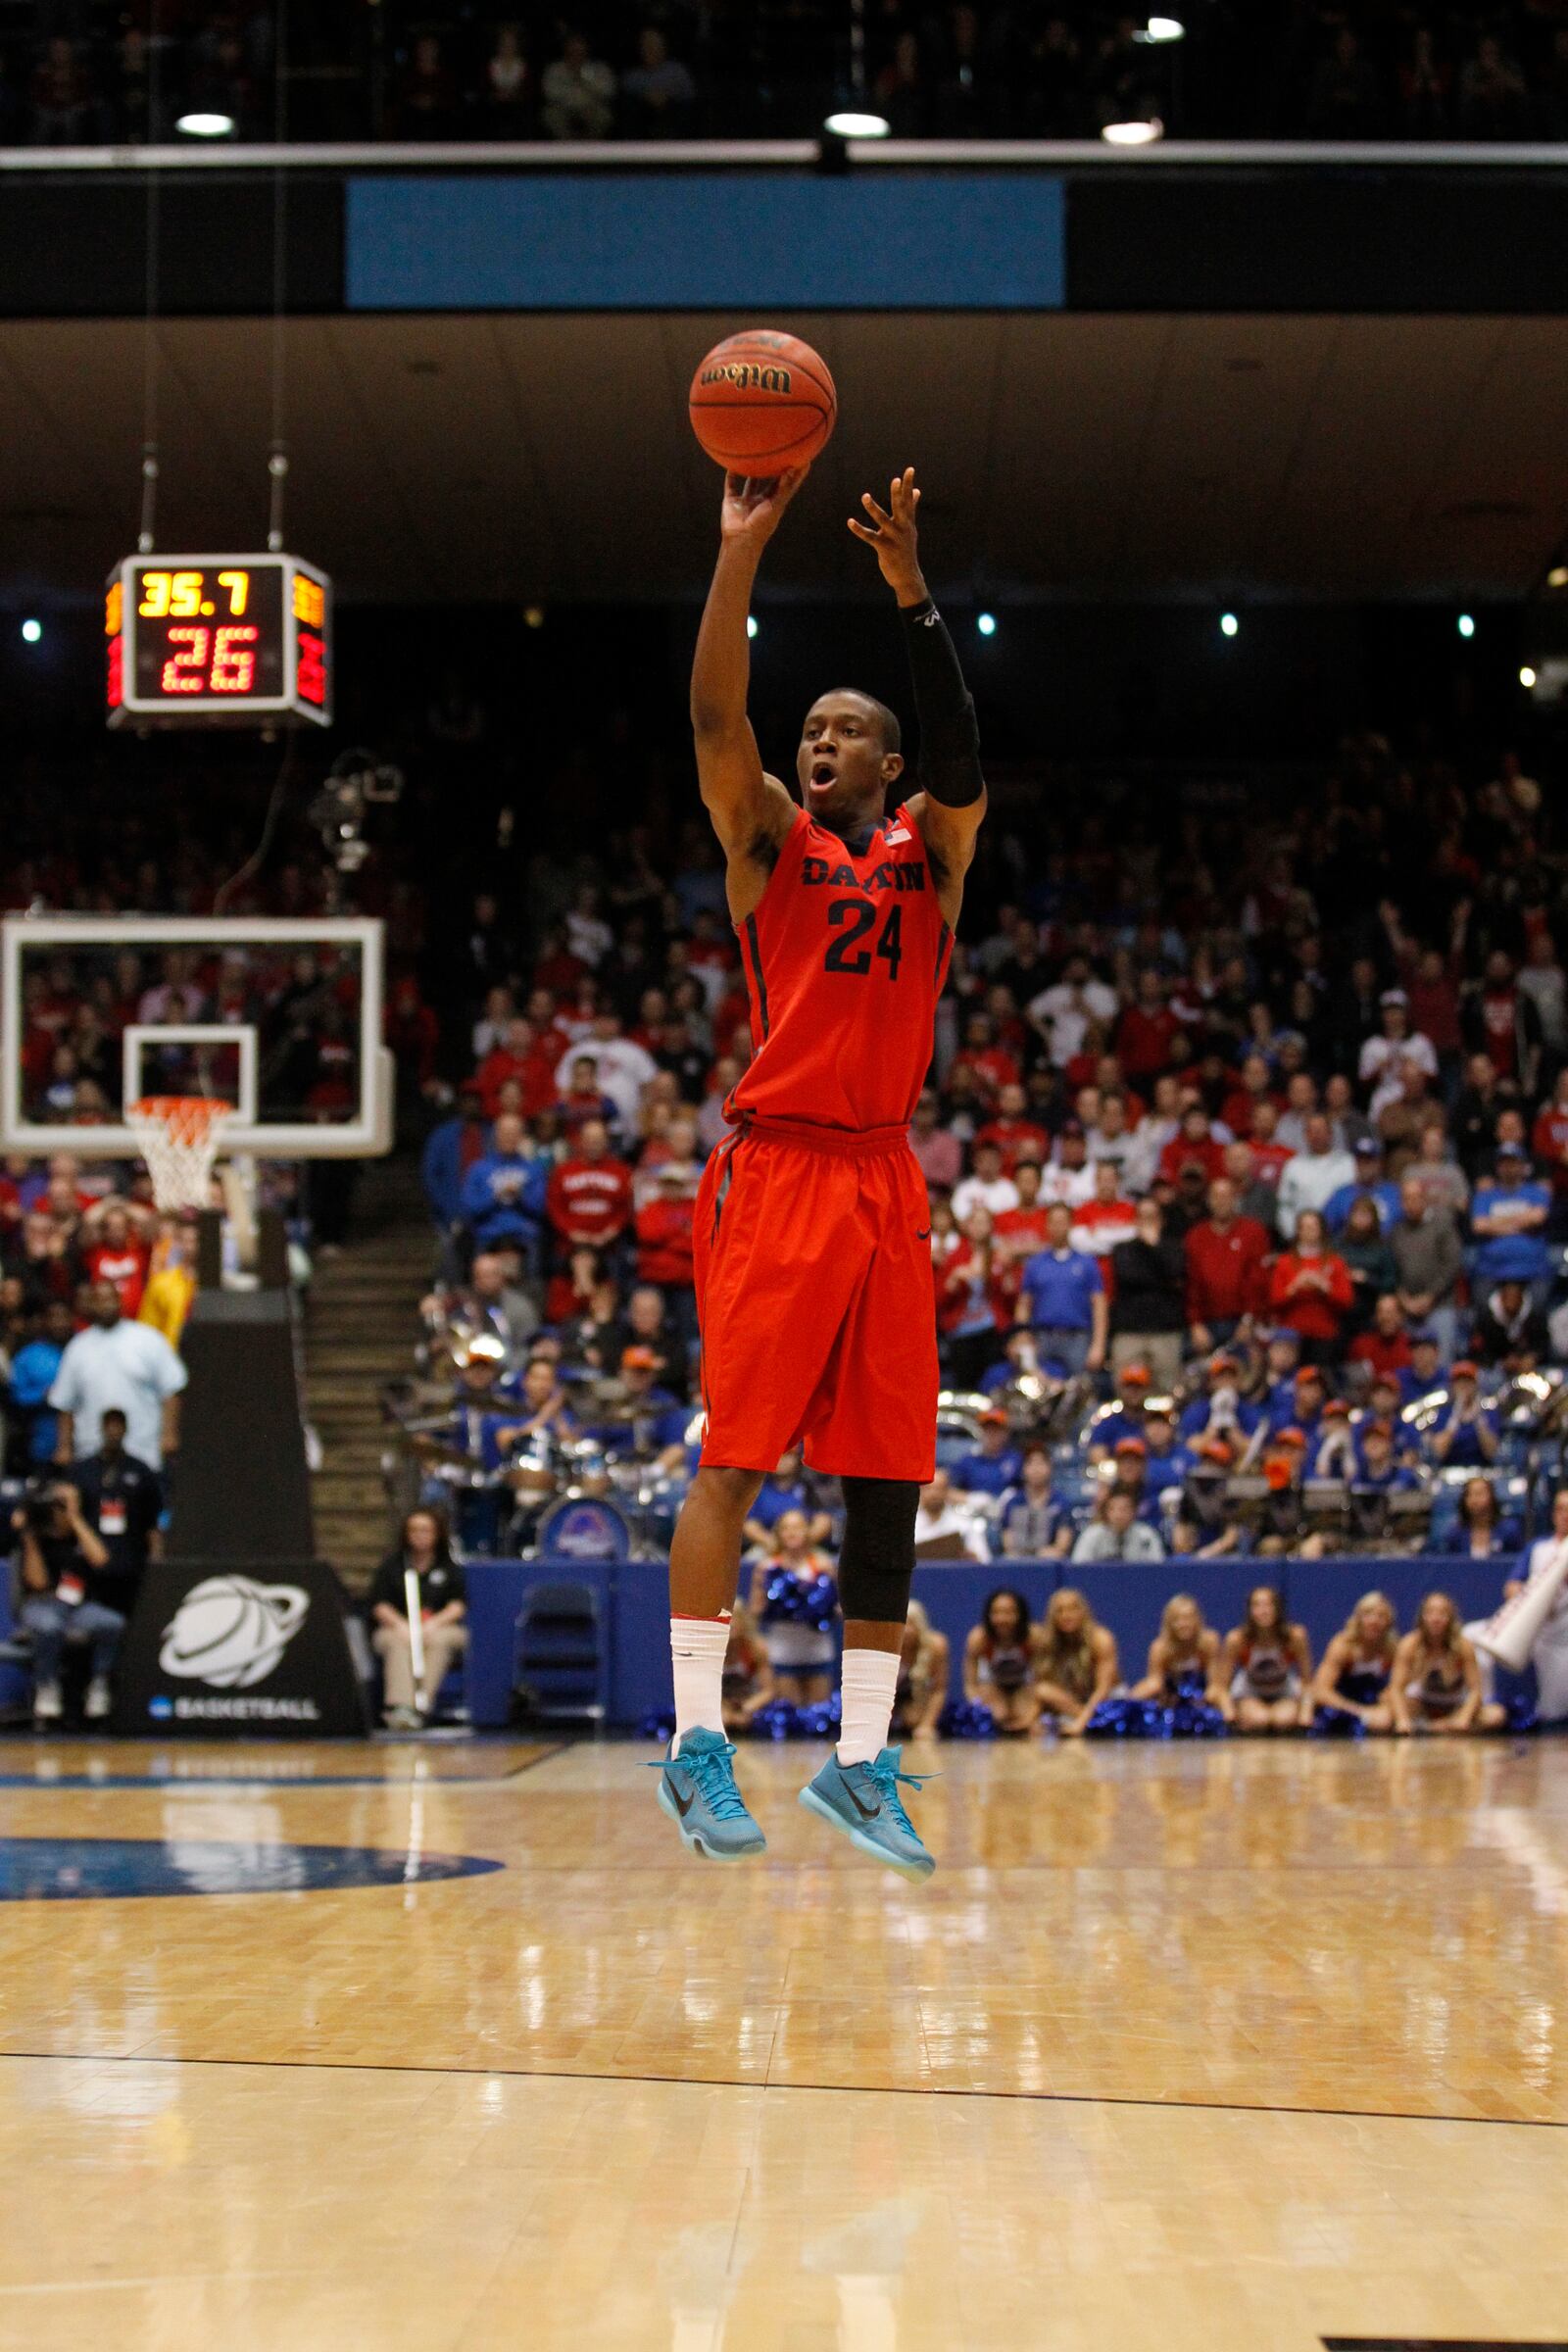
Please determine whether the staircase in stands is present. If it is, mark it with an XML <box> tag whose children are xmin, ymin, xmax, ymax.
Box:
<box><xmin>302</xmin><ymin>1155</ymin><xmax>431</xmax><ymax>1594</ymax></box>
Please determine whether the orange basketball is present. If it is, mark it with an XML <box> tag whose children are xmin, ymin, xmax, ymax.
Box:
<box><xmin>689</xmin><ymin>329</ymin><xmax>837</xmax><ymax>476</ymax></box>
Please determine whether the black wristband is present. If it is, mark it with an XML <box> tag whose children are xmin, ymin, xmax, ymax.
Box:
<box><xmin>902</xmin><ymin>597</ymin><xmax>983</xmax><ymax>808</ymax></box>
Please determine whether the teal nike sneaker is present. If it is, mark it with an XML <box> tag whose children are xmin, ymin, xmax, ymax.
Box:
<box><xmin>798</xmin><ymin>1745</ymin><xmax>936</xmax><ymax>1881</ymax></box>
<box><xmin>651</xmin><ymin>1728</ymin><xmax>766</xmax><ymax>1860</ymax></box>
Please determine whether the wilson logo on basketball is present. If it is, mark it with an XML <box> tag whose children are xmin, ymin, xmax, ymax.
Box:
<box><xmin>159</xmin><ymin>1576</ymin><xmax>311</xmax><ymax>1690</ymax></box>
<box><xmin>700</xmin><ymin>363</ymin><xmax>794</xmax><ymax>394</ymax></box>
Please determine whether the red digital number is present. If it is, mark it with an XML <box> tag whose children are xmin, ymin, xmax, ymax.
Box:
<box><xmin>107</xmin><ymin>633</ymin><xmax>123</xmax><ymax>710</ymax></box>
<box><xmin>160</xmin><ymin>625</ymin><xmax>210</xmax><ymax>694</ymax></box>
<box><xmin>211</xmin><ymin>624</ymin><xmax>259</xmax><ymax>695</ymax></box>
<box><xmin>296</xmin><ymin>628</ymin><xmax>326</xmax><ymax>706</ymax></box>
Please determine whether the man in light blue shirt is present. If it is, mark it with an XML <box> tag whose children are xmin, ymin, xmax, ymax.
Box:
<box><xmin>1323</xmin><ymin>1139</ymin><xmax>1402</xmax><ymax>1237</ymax></box>
<box><xmin>49</xmin><ymin>1282</ymin><xmax>186</xmax><ymax>1472</ymax></box>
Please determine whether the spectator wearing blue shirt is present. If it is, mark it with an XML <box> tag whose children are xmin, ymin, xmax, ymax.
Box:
<box><xmin>8</xmin><ymin>1300</ymin><xmax>74</xmax><ymax>1466</ymax></box>
<box><xmin>1177</xmin><ymin>1351</ymin><xmax>1260</xmax><ymax>1447</ymax></box>
<box><xmin>1015</xmin><ymin>1201</ymin><xmax>1106</xmax><ymax>1379</ymax></box>
<box><xmin>1139</xmin><ymin>1405</ymin><xmax>1191</xmax><ymax>1505</ymax></box>
<box><xmin>1323</xmin><ymin>1139</ymin><xmax>1402</xmax><ymax>1238</ymax></box>
<box><xmin>589</xmin><ymin>1348</ymin><xmax>690</xmax><ymax>1460</ymax></box>
<box><xmin>1265</xmin><ymin>1363</ymin><xmax>1330</xmax><ymax>1444</ymax></box>
<box><xmin>952</xmin><ymin>1408</ymin><xmax>1024</xmax><ymax>1498</ymax></box>
<box><xmin>1470</xmin><ymin>1142</ymin><xmax>1551</xmax><ymax>1290</ymax></box>
<box><xmin>743</xmin><ymin>1447</ymin><xmax>832</xmax><ymax>1547</ymax></box>
<box><xmin>1085</xmin><ymin>1362</ymin><xmax>1153</xmax><ymax>1457</ymax></box>
<box><xmin>1348</xmin><ymin>1418</ymin><xmax>1420</xmax><ymax>1496</ymax></box>
<box><xmin>992</xmin><ymin>1444</ymin><xmax>1074</xmax><ymax>1558</ymax></box>
<box><xmin>460</xmin><ymin>1109</ymin><xmax>550</xmax><ymax>1261</ymax></box>
<box><xmin>420</xmin><ymin>1086</ymin><xmax>489</xmax><ymax>1230</ymax></box>
<box><xmin>1397</xmin><ymin>1330</ymin><xmax>1447</xmax><ymax>1405</ymax></box>
<box><xmin>1427</xmin><ymin>1359</ymin><xmax>1499</xmax><ymax>1470</ymax></box>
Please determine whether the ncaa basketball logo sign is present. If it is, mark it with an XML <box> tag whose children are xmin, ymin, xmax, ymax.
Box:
<box><xmin>159</xmin><ymin>1576</ymin><xmax>311</xmax><ymax>1690</ymax></box>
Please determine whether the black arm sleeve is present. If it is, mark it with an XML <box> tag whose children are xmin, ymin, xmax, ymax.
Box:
<box><xmin>901</xmin><ymin>597</ymin><xmax>984</xmax><ymax>808</ymax></box>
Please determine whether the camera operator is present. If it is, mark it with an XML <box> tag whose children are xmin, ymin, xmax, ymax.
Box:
<box><xmin>64</xmin><ymin>1406</ymin><xmax>163</xmax><ymax>1618</ymax></box>
<box><xmin>13</xmin><ymin>1480</ymin><xmax>124</xmax><ymax>1726</ymax></box>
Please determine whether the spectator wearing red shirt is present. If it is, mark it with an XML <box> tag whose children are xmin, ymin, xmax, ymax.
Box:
<box><xmin>975</xmin><ymin>1081</ymin><xmax>1052</xmax><ymax>1176</ymax></box>
<box><xmin>1267</xmin><ymin>1207</ymin><xmax>1354</xmax><ymax>1364</ymax></box>
<box><xmin>385</xmin><ymin>975</ymin><xmax>441</xmax><ymax>1097</ymax></box>
<box><xmin>992</xmin><ymin>1160</ymin><xmax>1051</xmax><ymax>1270</ymax></box>
<box><xmin>556</xmin><ymin>1054</ymin><xmax>621</xmax><ymax>1141</ymax></box>
<box><xmin>908</xmin><ymin>1091</ymin><xmax>962</xmax><ymax>1195</ymax></box>
<box><xmin>1347</xmin><ymin>1293</ymin><xmax>1413</xmax><ymax>1381</ymax></box>
<box><xmin>1245</xmin><ymin>1099</ymin><xmax>1294</xmax><ymax>1188</ymax></box>
<box><xmin>1115</xmin><ymin>968</ymin><xmax>1182</xmax><ymax>1085</ymax></box>
<box><xmin>1465</xmin><ymin>948</ymin><xmax>1538</xmax><ymax>1085</ymax></box>
<box><xmin>475</xmin><ymin>1017</ymin><xmax>558</xmax><ymax>1120</ymax></box>
<box><xmin>546</xmin><ymin>1119</ymin><xmax>633</xmax><ymax>1256</ymax></box>
<box><xmin>1157</xmin><ymin>1106</ymin><xmax>1227</xmax><ymax>1189</ymax></box>
<box><xmin>1218</xmin><ymin>1052</ymin><xmax>1280</xmax><ymax>1140</ymax></box>
<box><xmin>1070</xmin><ymin>1161</ymin><xmax>1138</xmax><ymax>1258</ymax></box>
<box><xmin>1531</xmin><ymin>1066</ymin><xmax>1568</xmax><ymax>1204</ymax></box>
<box><xmin>948</xmin><ymin>1010</ymin><xmax>1019</xmax><ymax>1109</ymax></box>
<box><xmin>1185</xmin><ymin>1177</ymin><xmax>1270</xmax><ymax>1352</ymax></box>
<box><xmin>82</xmin><ymin>1203</ymin><xmax>150</xmax><ymax>1317</ymax></box>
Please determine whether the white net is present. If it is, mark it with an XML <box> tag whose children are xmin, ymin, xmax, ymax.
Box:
<box><xmin>125</xmin><ymin>1096</ymin><xmax>235</xmax><ymax>1213</ymax></box>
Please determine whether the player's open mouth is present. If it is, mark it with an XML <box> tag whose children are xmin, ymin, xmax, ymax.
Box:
<box><xmin>808</xmin><ymin>762</ymin><xmax>836</xmax><ymax>792</ymax></box>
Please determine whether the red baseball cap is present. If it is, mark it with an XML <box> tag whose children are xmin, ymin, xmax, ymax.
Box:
<box><xmin>1118</xmin><ymin>1364</ymin><xmax>1152</xmax><ymax>1388</ymax></box>
<box><xmin>1114</xmin><ymin>1437</ymin><xmax>1147</xmax><ymax>1457</ymax></box>
<box><xmin>1451</xmin><ymin>1359</ymin><xmax>1479</xmax><ymax>1379</ymax></box>
<box><xmin>621</xmin><ymin>1346</ymin><xmax>659</xmax><ymax>1371</ymax></box>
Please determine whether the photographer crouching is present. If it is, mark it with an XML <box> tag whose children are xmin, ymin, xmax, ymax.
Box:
<box><xmin>13</xmin><ymin>1480</ymin><xmax>124</xmax><ymax>1728</ymax></box>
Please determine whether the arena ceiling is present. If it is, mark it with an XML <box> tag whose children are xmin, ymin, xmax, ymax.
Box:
<box><xmin>3</xmin><ymin>310</ymin><xmax>1568</xmax><ymax>610</ymax></box>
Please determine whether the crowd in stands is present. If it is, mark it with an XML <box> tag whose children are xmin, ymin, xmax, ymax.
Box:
<box><xmin>6</xmin><ymin>3</ymin><xmax>1568</xmax><ymax>147</ymax></box>
<box><xmin>8</xmin><ymin>645</ymin><xmax>1568</xmax><ymax>1734</ymax></box>
<box><xmin>385</xmin><ymin>715</ymin><xmax>1568</xmax><ymax>1732</ymax></box>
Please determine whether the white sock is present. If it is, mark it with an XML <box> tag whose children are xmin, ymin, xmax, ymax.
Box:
<box><xmin>837</xmin><ymin>1648</ymin><xmax>900</xmax><ymax>1768</ymax></box>
<box><xmin>670</xmin><ymin>1613</ymin><xmax>730</xmax><ymax>1752</ymax></box>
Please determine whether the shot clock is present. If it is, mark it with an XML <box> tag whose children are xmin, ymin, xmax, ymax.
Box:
<box><xmin>106</xmin><ymin>553</ymin><xmax>332</xmax><ymax>728</ymax></box>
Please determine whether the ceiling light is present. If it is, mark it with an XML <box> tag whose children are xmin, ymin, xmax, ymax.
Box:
<box><xmin>977</xmin><ymin>612</ymin><xmax>997</xmax><ymax>638</ymax></box>
<box><xmin>1457</xmin><ymin>613</ymin><xmax>1475</xmax><ymax>639</ymax></box>
<box><xmin>175</xmin><ymin>111</ymin><xmax>236</xmax><ymax>137</ymax></box>
<box><xmin>1102</xmin><ymin>116</ymin><xmax>1163</xmax><ymax>145</ymax></box>
<box><xmin>746</xmin><ymin>615</ymin><xmax>759</xmax><ymax>640</ymax></box>
<box><xmin>21</xmin><ymin>618</ymin><xmax>41</xmax><ymax>644</ymax></box>
<box><xmin>823</xmin><ymin>111</ymin><xmax>891</xmax><ymax>138</ymax></box>
<box><xmin>1134</xmin><ymin>16</ymin><xmax>1186</xmax><ymax>40</ymax></box>
<box><xmin>1220</xmin><ymin>612</ymin><xmax>1239</xmax><ymax>638</ymax></box>
<box><xmin>1548</xmin><ymin>566</ymin><xmax>1568</xmax><ymax>589</ymax></box>
<box><xmin>1521</xmin><ymin>665</ymin><xmax>1538</xmax><ymax>689</ymax></box>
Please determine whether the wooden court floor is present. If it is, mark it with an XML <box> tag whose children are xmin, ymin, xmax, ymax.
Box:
<box><xmin>0</xmin><ymin>1734</ymin><xmax>1565</xmax><ymax>2349</ymax></box>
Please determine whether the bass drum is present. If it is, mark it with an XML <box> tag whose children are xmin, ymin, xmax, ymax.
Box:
<box><xmin>532</xmin><ymin>1495</ymin><xmax>633</xmax><ymax>1564</ymax></box>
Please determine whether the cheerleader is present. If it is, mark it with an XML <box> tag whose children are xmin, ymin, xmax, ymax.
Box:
<box><xmin>963</xmin><ymin>1589</ymin><xmax>1044</xmax><ymax>1735</ymax></box>
<box><xmin>1392</xmin><ymin>1591</ymin><xmax>1503</xmax><ymax>1735</ymax></box>
<box><xmin>1035</xmin><ymin>1587</ymin><xmax>1120</xmax><ymax>1736</ymax></box>
<box><xmin>889</xmin><ymin>1600</ymin><xmax>951</xmax><ymax>1740</ymax></box>
<box><xmin>1131</xmin><ymin>1593</ymin><xmax>1226</xmax><ymax>1710</ymax></box>
<box><xmin>1221</xmin><ymin>1585</ymin><xmax>1314</xmax><ymax>1732</ymax></box>
<box><xmin>719</xmin><ymin>1601</ymin><xmax>775</xmax><ymax>1734</ymax></box>
<box><xmin>1466</xmin><ymin>1486</ymin><xmax>1568</xmax><ymax>1724</ymax></box>
<box><xmin>1310</xmin><ymin>1591</ymin><xmax>1399</xmax><ymax>1732</ymax></box>
<box><xmin>748</xmin><ymin>1508</ymin><xmax>839</xmax><ymax>1705</ymax></box>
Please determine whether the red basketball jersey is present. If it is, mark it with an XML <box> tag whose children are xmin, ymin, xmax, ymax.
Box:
<box><xmin>729</xmin><ymin>803</ymin><xmax>952</xmax><ymax>1132</ymax></box>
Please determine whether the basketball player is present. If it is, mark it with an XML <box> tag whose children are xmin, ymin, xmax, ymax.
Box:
<box><xmin>654</xmin><ymin>463</ymin><xmax>985</xmax><ymax>1876</ymax></box>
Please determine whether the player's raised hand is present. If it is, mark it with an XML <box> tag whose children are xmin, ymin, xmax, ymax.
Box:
<box><xmin>848</xmin><ymin>466</ymin><xmax>928</xmax><ymax>606</ymax></box>
<box><xmin>720</xmin><ymin>466</ymin><xmax>809</xmax><ymax>553</ymax></box>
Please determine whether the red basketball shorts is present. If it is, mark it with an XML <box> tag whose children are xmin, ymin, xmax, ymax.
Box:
<box><xmin>694</xmin><ymin>1114</ymin><xmax>938</xmax><ymax>1483</ymax></box>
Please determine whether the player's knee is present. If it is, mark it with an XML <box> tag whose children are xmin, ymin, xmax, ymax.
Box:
<box><xmin>839</xmin><ymin>1476</ymin><xmax>919</xmax><ymax>1624</ymax></box>
<box><xmin>693</xmin><ymin>1463</ymin><xmax>765</xmax><ymax>1520</ymax></box>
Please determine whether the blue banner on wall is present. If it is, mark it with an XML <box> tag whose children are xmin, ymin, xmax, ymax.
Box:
<box><xmin>346</xmin><ymin>173</ymin><xmax>1065</xmax><ymax>312</ymax></box>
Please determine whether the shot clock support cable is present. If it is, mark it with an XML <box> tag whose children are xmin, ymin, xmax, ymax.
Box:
<box><xmin>267</xmin><ymin>0</ymin><xmax>289</xmax><ymax>553</ymax></box>
<box><xmin>136</xmin><ymin>3</ymin><xmax>164</xmax><ymax>555</ymax></box>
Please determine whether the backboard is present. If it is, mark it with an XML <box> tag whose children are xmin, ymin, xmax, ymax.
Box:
<box><xmin>1</xmin><ymin>914</ymin><xmax>393</xmax><ymax>1159</ymax></box>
